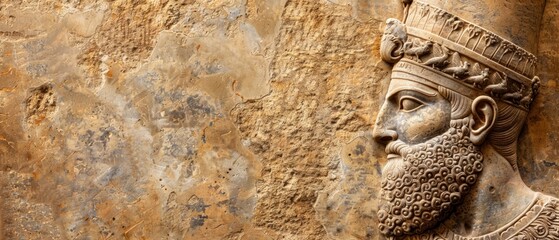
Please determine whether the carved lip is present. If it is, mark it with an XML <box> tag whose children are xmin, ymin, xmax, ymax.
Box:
<box><xmin>385</xmin><ymin>140</ymin><xmax>407</xmax><ymax>156</ymax></box>
<box><xmin>387</xmin><ymin>153</ymin><xmax>401</xmax><ymax>160</ymax></box>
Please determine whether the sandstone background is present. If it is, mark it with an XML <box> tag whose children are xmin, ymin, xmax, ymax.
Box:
<box><xmin>0</xmin><ymin>0</ymin><xmax>558</xmax><ymax>239</ymax></box>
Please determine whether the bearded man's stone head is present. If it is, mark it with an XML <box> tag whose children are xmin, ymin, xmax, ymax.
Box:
<box><xmin>373</xmin><ymin>78</ymin><xmax>515</xmax><ymax>236</ymax></box>
<box><xmin>370</xmin><ymin>0</ymin><xmax>557</xmax><ymax>239</ymax></box>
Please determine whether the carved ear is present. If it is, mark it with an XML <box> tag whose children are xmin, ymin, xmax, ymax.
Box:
<box><xmin>469</xmin><ymin>96</ymin><xmax>498</xmax><ymax>145</ymax></box>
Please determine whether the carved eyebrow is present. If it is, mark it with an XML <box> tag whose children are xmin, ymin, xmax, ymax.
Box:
<box><xmin>387</xmin><ymin>86</ymin><xmax>437</xmax><ymax>99</ymax></box>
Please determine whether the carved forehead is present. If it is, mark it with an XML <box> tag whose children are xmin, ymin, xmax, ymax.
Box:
<box><xmin>386</xmin><ymin>79</ymin><xmax>438</xmax><ymax>99</ymax></box>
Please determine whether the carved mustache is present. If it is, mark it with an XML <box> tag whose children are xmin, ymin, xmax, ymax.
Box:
<box><xmin>385</xmin><ymin>140</ymin><xmax>409</xmax><ymax>156</ymax></box>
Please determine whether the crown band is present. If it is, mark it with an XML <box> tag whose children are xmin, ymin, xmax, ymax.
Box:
<box><xmin>406</xmin><ymin>27</ymin><xmax>533</xmax><ymax>88</ymax></box>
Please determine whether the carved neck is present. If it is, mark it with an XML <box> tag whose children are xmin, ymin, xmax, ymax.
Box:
<box><xmin>441</xmin><ymin>144</ymin><xmax>537</xmax><ymax>237</ymax></box>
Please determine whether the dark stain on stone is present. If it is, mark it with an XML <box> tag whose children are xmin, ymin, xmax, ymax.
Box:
<box><xmin>190</xmin><ymin>60</ymin><xmax>202</xmax><ymax>78</ymax></box>
<box><xmin>186</xmin><ymin>195</ymin><xmax>210</xmax><ymax>212</ymax></box>
<box><xmin>189</xmin><ymin>214</ymin><xmax>208</xmax><ymax>229</ymax></box>
<box><xmin>26</xmin><ymin>63</ymin><xmax>47</xmax><ymax>78</ymax></box>
<box><xmin>169</xmin><ymin>90</ymin><xmax>185</xmax><ymax>102</ymax></box>
<box><xmin>227</xmin><ymin>196</ymin><xmax>239</xmax><ymax>214</ymax></box>
<box><xmin>354</xmin><ymin>144</ymin><xmax>365</xmax><ymax>156</ymax></box>
<box><xmin>187</xmin><ymin>95</ymin><xmax>213</xmax><ymax>116</ymax></box>
<box><xmin>25</xmin><ymin>83</ymin><xmax>57</xmax><ymax>124</ymax></box>
<box><xmin>183</xmin><ymin>159</ymin><xmax>195</xmax><ymax>178</ymax></box>
<box><xmin>23</xmin><ymin>39</ymin><xmax>46</xmax><ymax>53</ymax></box>
<box><xmin>217</xmin><ymin>199</ymin><xmax>228</xmax><ymax>207</ymax></box>
<box><xmin>543</xmin><ymin>160</ymin><xmax>558</xmax><ymax>168</ymax></box>
<box><xmin>98</xmin><ymin>127</ymin><xmax>115</xmax><ymax>150</ymax></box>
<box><xmin>216</xmin><ymin>197</ymin><xmax>239</xmax><ymax>214</ymax></box>
<box><xmin>374</xmin><ymin>161</ymin><xmax>382</xmax><ymax>175</ymax></box>
<box><xmin>205</xmin><ymin>62</ymin><xmax>224</xmax><ymax>75</ymax></box>
<box><xmin>82</xmin><ymin>130</ymin><xmax>95</xmax><ymax>146</ymax></box>
<box><xmin>168</xmin><ymin>108</ymin><xmax>186</xmax><ymax>123</ymax></box>
<box><xmin>98</xmin><ymin>130</ymin><xmax>111</xmax><ymax>147</ymax></box>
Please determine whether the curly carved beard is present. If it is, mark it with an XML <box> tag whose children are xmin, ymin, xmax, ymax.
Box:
<box><xmin>378</xmin><ymin>120</ymin><xmax>484</xmax><ymax>237</ymax></box>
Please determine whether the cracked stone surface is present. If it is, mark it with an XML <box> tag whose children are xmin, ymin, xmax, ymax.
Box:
<box><xmin>0</xmin><ymin>0</ymin><xmax>558</xmax><ymax>239</ymax></box>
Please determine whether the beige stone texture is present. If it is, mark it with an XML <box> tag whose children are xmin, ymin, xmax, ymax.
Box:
<box><xmin>0</xmin><ymin>0</ymin><xmax>557</xmax><ymax>239</ymax></box>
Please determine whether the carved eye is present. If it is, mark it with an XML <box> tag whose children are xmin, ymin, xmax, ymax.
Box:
<box><xmin>399</xmin><ymin>97</ymin><xmax>424</xmax><ymax>112</ymax></box>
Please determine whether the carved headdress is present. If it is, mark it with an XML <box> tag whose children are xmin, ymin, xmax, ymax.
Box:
<box><xmin>381</xmin><ymin>0</ymin><xmax>545</xmax><ymax>110</ymax></box>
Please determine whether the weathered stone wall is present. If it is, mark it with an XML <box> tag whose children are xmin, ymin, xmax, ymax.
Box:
<box><xmin>0</xmin><ymin>0</ymin><xmax>557</xmax><ymax>239</ymax></box>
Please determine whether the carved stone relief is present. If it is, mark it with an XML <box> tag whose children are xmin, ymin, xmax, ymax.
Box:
<box><xmin>1</xmin><ymin>0</ymin><xmax>559</xmax><ymax>239</ymax></box>
<box><xmin>374</xmin><ymin>0</ymin><xmax>559</xmax><ymax>239</ymax></box>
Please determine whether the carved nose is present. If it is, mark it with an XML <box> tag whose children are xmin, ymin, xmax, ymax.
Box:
<box><xmin>373</xmin><ymin>128</ymin><xmax>398</xmax><ymax>145</ymax></box>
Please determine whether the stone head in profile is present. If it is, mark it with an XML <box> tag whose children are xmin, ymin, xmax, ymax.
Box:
<box><xmin>372</xmin><ymin>0</ymin><xmax>558</xmax><ymax>239</ymax></box>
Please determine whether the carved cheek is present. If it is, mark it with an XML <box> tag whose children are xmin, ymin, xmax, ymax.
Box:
<box><xmin>399</xmin><ymin>103</ymin><xmax>450</xmax><ymax>144</ymax></box>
